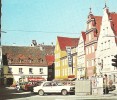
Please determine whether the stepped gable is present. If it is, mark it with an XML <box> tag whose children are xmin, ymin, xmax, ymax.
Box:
<box><xmin>57</xmin><ymin>36</ymin><xmax>79</xmax><ymax>51</ymax></box>
<box><xmin>2</xmin><ymin>45</ymin><xmax>54</xmax><ymax>66</ymax></box>
<box><xmin>87</xmin><ymin>13</ymin><xmax>102</xmax><ymax>37</ymax></box>
<box><xmin>45</xmin><ymin>55</ymin><xmax>54</xmax><ymax>66</ymax></box>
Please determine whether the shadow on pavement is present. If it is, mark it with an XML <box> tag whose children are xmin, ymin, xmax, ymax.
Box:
<box><xmin>0</xmin><ymin>86</ymin><xmax>34</xmax><ymax>100</ymax></box>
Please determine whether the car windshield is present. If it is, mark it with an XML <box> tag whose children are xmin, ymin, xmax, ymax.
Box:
<box><xmin>36</xmin><ymin>81</ymin><xmax>43</xmax><ymax>86</ymax></box>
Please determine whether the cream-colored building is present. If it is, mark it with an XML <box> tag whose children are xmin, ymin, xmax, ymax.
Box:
<box><xmin>96</xmin><ymin>6</ymin><xmax>117</xmax><ymax>83</ymax></box>
<box><xmin>77</xmin><ymin>32</ymin><xmax>86</xmax><ymax>79</ymax></box>
<box><xmin>2</xmin><ymin>45</ymin><xmax>54</xmax><ymax>86</ymax></box>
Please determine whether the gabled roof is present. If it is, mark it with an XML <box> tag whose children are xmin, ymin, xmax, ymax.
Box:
<box><xmin>94</xmin><ymin>16</ymin><xmax>102</xmax><ymax>34</ymax></box>
<box><xmin>2</xmin><ymin>45</ymin><xmax>54</xmax><ymax>66</ymax></box>
<box><xmin>81</xmin><ymin>31</ymin><xmax>86</xmax><ymax>41</ymax></box>
<box><xmin>45</xmin><ymin>55</ymin><xmax>54</xmax><ymax>66</ymax></box>
<box><xmin>109</xmin><ymin>12</ymin><xmax>117</xmax><ymax>43</ymax></box>
<box><xmin>57</xmin><ymin>36</ymin><xmax>79</xmax><ymax>51</ymax></box>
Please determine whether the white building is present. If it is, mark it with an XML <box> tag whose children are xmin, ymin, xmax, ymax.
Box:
<box><xmin>2</xmin><ymin>45</ymin><xmax>54</xmax><ymax>86</ymax></box>
<box><xmin>96</xmin><ymin>5</ymin><xmax>117</xmax><ymax>83</ymax></box>
<box><xmin>77</xmin><ymin>32</ymin><xmax>86</xmax><ymax>79</ymax></box>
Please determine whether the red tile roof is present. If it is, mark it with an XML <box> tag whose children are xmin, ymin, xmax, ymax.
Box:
<box><xmin>109</xmin><ymin>12</ymin><xmax>117</xmax><ymax>39</ymax></box>
<box><xmin>57</xmin><ymin>36</ymin><xmax>79</xmax><ymax>51</ymax></box>
<box><xmin>94</xmin><ymin>16</ymin><xmax>102</xmax><ymax>34</ymax></box>
<box><xmin>81</xmin><ymin>31</ymin><xmax>86</xmax><ymax>41</ymax></box>
<box><xmin>2</xmin><ymin>45</ymin><xmax>54</xmax><ymax>66</ymax></box>
<box><xmin>45</xmin><ymin>55</ymin><xmax>54</xmax><ymax>66</ymax></box>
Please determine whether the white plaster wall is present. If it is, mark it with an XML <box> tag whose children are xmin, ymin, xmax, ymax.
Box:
<box><xmin>9</xmin><ymin>65</ymin><xmax>48</xmax><ymax>82</ymax></box>
<box><xmin>77</xmin><ymin>35</ymin><xmax>85</xmax><ymax>79</ymax></box>
<box><xmin>96</xmin><ymin>8</ymin><xmax>117</xmax><ymax>76</ymax></box>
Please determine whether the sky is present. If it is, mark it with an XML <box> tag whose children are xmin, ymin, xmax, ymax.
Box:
<box><xmin>1</xmin><ymin>0</ymin><xmax>117</xmax><ymax>46</ymax></box>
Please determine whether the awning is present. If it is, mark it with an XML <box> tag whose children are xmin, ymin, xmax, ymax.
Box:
<box><xmin>28</xmin><ymin>77</ymin><xmax>45</xmax><ymax>82</ymax></box>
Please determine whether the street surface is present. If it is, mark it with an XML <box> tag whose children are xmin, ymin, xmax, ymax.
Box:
<box><xmin>0</xmin><ymin>86</ymin><xmax>117</xmax><ymax>100</ymax></box>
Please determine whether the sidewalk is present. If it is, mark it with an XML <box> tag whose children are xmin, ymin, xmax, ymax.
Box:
<box><xmin>109</xmin><ymin>89</ymin><xmax>117</xmax><ymax>95</ymax></box>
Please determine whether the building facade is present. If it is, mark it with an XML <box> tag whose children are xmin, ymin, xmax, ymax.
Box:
<box><xmin>85</xmin><ymin>10</ymin><xmax>102</xmax><ymax>79</ymax></box>
<box><xmin>2</xmin><ymin>45</ymin><xmax>54</xmax><ymax>86</ymax></box>
<box><xmin>77</xmin><ymin>31</ymin><xmax>86</xmax><ymax>79</ymax></box>
<box><xmin>96</xmin><ymin>6</ymin><xmax>117</xmax><ymax>83</ymax></box>
<box><xmin>54</xmin><ymin>36</ymin><xmax>79</xmax><ymax>80</ymax></box>
<box><xmin>46</xmin><ymin>55</ymin><xmax>55</xmax><ymax>81</ymax></box>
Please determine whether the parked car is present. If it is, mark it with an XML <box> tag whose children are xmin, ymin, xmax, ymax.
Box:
<box><xmin>27</xmin><ymin>81</ymin><xmax>44</xmax><ymax>92</ymax></box>
<box><xmin>19</xmin><ymin>82</ymin><xmax>33</xmax><ymax>91</ymax></box>
<box><xmin>19</xmin><ymin>82</ymin><xmax>28</xmax><ymax>90</ymax></box>
<box><xmin>33</xmin><ymin>81</ymin><xmax>75</xmax><ymax>95</ymax></box>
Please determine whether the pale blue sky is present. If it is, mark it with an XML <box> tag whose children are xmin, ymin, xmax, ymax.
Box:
<box><xmin>1</xmin><ymin>0</ymin><xmax>117</xmax><ymax>46</ymax></box>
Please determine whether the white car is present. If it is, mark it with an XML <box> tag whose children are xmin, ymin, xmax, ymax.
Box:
<box><xmin>33</xmin><ymin>81</ymin><xmax>75</xmax><ymax>95</ymax></box>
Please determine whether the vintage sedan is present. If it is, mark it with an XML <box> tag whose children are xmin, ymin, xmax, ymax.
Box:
<box><xmin>33</xmin><ymin>81</ymin><xmax>75</xmax><ymax>95</ymax></box>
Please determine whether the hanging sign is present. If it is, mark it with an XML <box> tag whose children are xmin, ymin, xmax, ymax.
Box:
<box><xmin>66</xmin><ymin>46</ymin><xmax>73</xmax><ymax>67</ymax></box>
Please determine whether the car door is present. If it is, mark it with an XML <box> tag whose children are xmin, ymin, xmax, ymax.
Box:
<box><xmin>51</xmin><ymin>82</ymin><xmax>61</xmax><ymax>93</ymax></box>
<box><xmin>42</xmin><ymin>82</ymin><xmax>52</xmax><ymax>93</ymax></box>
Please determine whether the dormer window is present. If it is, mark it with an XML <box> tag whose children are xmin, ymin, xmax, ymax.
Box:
<box><xmin>19</xmin><ymin>58</ymin><xmax>23</xmax><ymax>63</ymax></box>
<box><xmin>28</xmin><ymin>58</ymin><xmax>33</xmax><ymax>63</ymax></box>
<box><xmin>38</xmin><ymin>58</ymin><xmax>43</xmax><ymax>63</ymax></box>
<box><xmin>8</xmin><ymin>58</ymin><xmax>13</xmax><ymax>64</ymax></box>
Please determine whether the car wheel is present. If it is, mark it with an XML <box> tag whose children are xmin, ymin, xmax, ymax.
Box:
<box><xmin>61</xmin><ymin>89</ymin><xmax>67</xmax><ymax>95</ymax></box>
<box><xmin>38</xmin><ymin>90</ymin><xmax>44</xmax><ymax>96</ymax></box>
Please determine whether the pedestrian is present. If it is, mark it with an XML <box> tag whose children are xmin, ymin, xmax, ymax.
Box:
<box><xmin>16</xmin><ymin>81</ymin><xmax>20</xmax><ymax>92</ymax></box>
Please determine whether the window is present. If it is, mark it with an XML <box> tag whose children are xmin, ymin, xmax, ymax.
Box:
<box><xmin>8</xmin><ymin>67</ymin><xmax>12</xmax><ymax>73</ymax></box>
<box><xmin>29</xmin><ymin>68</ymin><xmax>33</xmax><ymax>74</ymax></box>
<box><xmin>38</xmin><ymin>58</ymin><xmax>43</xmax><ymax>63</ymax></box>
<box><xmin>28</xmin><ymin>58</ymin><xmax>32</xmax><ymax>63</ymax></box>
<box><xmin>39</xmin><ymin>68</ymin><xmax>43</xmax><ymax>74</ymax></box>
<box><xmin>8</xmin><ymin>59</ymin><xmax>13</xmax><ymax>64</ymax></box>
<box><xmin>19</xmin><ymin>68</ymin><xmax>23</xmax><ymax>74</ymax></box>
<box><xmin>43</xmin><ymin>82</ymin><xmax>52</xmax><ymax>86</ymax></box>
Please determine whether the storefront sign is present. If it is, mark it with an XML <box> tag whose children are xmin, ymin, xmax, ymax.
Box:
<box><xmin>66</xmin><ymin>46</ymin><xmax>73</xmax><ymax>67</ymax></box>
